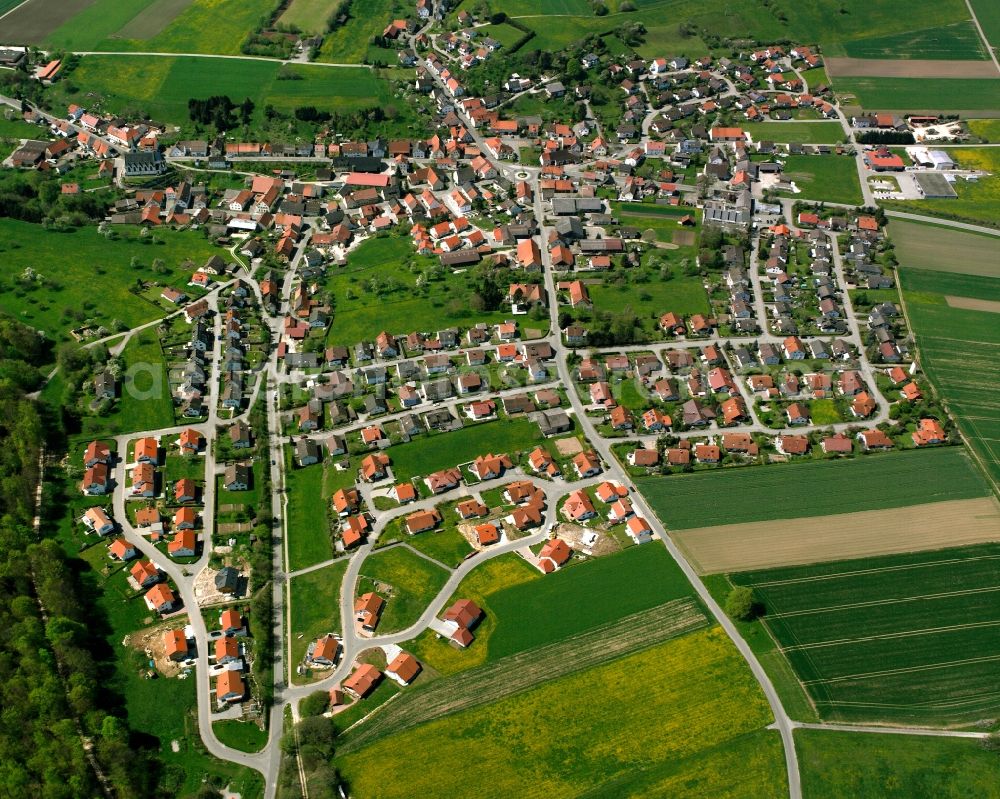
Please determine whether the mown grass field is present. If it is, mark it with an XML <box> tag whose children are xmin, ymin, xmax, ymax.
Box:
<box><xmin>212</xmin><ymin>719</ymin><xmax>269</xmax><ymax>753</ymax></box>
<box><xmin>588</xmin><ymin>274</ymin><xmax>711</xmax><ymax>318</ymax></box>
<box><xmin>901</xmin><ymin>268</ymin><xmax>1000</xmax><ymax>489</ymax></box>
<box><xmin>286</xmin><ymin>457</ymin><xmax>355</xmax><ymax>571</ymax></box>
<box><xmin>386</xmin><ymin>418</ymin><xmax>543</xmax><ymax>481</ymax></box>
<box><xmin>732</xmin><ymin>543</ymin><xmax>1000</xmax><ymax>725</ymax></box>
<box><xmin>58</xmin><ymin>56</ymin><xmax>388</xmax><ymax>128</ymax></box>
<box><xmin>637</xmin><ymin>447</ymin><xmax>991</xmax><ymax>530</ymax></box>
<box><xmin>45</xmin><ymin>0</ymin><xmax>278</xmax><ymax>54</ymax></box>
<box><xmin>889</xmin><ymin>219</ymin><xmax>1000</xmax><ymax>276</ymax></box>
<box><xmin>796</xmin><ymin>728</ymin><xmax>1000</xmax><ymax>797</ymax></box>
<box><xmin>336</xmin><ymin>626</ymin><xmax>785</xmax><ymax>799</ymax></box>
<box><xmin>836</xmin><ymin>77</ymin><xmax>1000</xmax><ymax>111</ymax></box>
<box><xmin>357</xmin><ymin>546</ymin><xmax>450</xmax><ymax>633</ymax></box>
<box><xmin>323</xmin><ymin>235</ymin><xmax>516</xmax><ymax>345</ymax></box>
<box><xmin>775</xmin><ymin>154</ymin><xmax>864</xmax><ymax>205</ymax></box>
<box><xmin>0</xmin><ymin>219</ymin><xmax>223</xmax><ymax>341</ymax></box>
<box><xmin>382</xmin><ymin>522</ymin><xmax>472</xmax><ymax>568</ymax></box>
<box><xmin>841</xmin><ymin>21</ymin><xmax>988</xmax><ymax>59</ymax></box>
<box><xmin>743</xmin><ymin>121</ymin><xmax>846</xmax><ymax>144</ymax></box>
<box><xmin>884</xmin><ymin>148</ymin><xmax>1000</xmax><ymax>227</ymax></box>
<box><xmin>279</xmin><ymin>0</ymin><xmax>345</xmax><ymax>35</ymax></box>
<box><xmin>289</xmin><ymin>559</ymin><xmax>349</xmax><ymax>678</ymax></box>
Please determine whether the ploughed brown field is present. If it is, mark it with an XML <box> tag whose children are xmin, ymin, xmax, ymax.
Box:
<box><xmin>673</xmin><ymin>497</ymin><xmax>1000</xmax><ymax>573</ymax></box>
<box><xmin>0</xmin><ymin>0</ymin><xmax>94</xmax><ymax>41</ymax></box>
<box><xmin>826</xmin><ymin>57</ymin><xmax>1000</xmax><ymax>79</ymax></box>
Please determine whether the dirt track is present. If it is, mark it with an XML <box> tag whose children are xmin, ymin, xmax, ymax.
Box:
<box><xmin>674</xmin><ymin>497</ymin><xmax>1000</xmax><ymax>574</ymax></box>
<box><xmin>826</xmin><ymin>57</ymin><xmax>1000</xmax><ymax>79</ymax></box>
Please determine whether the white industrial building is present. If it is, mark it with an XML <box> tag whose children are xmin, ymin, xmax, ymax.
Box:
<box><xmin>906</xmin><ymin>147</ymin><xmax>956</xmax><ymax>170</ymax></box>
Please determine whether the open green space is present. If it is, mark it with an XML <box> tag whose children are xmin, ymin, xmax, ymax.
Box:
<box><xmin>409</xmin><ymin>553</ymin><xmax>540</xmax><ymax>675</ymax></box>
<box><xmin>0</xmin><ymin>219</ymin><xmax>223</xmax><ymax>341</ymax></box>
<box><xmin>279</xmin><ymin>0</ymin><xmax>345</xmax><ymax>35</ymax></box>
<box><xmin>212</xmin><ymin>720</ymin><xmax>269</xmax><ymax>753</ymax></box>
<box><xmin>386</xmin><ymin>418</ymin><xmax>543</xmax><ymax>481</ymax></box>
<box><xmin>82</xmin><ymin>328</ymin><xmax>175</xmax><ymax>437</ymax></box>
<box><xmin>637</xmin><ymin>447</ymin><xmax>990</xmax><ymax>530</ymax></box>
<box><xmin>884</xmin><ymin>148</ymin><xmax>1000</xmax><ymax>228</ymax></box>
<box><xmin>732</xmin><ymin>543</ymin><xmax>1000</xmax><ymax>725</ymax></box>
<box><xmin>318</xmin><ymin>0</ymin><xmax>403</xmax><ymax>63</ymax></box>
<box><xmin>336</xmin><ymin>626</ymin><xmax>785</xmax><ymax>799</ymax></box>
<box><xmin>45</xmin><ymin>0</ymin><xmax>278</xmax><ymax>55</ymax></box>
<box><xmin>901</xmin><ymin>268</ymin><xmax>1000</xmax><ymax>488</ymax></box>
<box><xmin>836</xmin><ymin>77</ymin><xmax>1000</xmax><ymax>111</ymax></box>
<box><xmin>775</xmin><ymin>154</ymin><xmax>864</xmax><ymax>205</ymax></box>
<box><xmin>56</xmin><ymin>55</ymin><xmax>391</xmax><ymax>131</ymax></box>
<box><xmin>285</xmin><ymin>458</ymin><xmax>355</xmax><ymax>571</ymax></box>
<box><xmin>970</xmin><ymin>0</ymin><xmax>1000</xmax><ymax>49</ymax></box>
<box><xmin>357</xmin><ymin>546</ymin><xmax>450</xmax><ymax>634</ymax></box>
<box><xmin>290</xmin><ymin>559</ymin><xmax>349</xmax><ymax>677</ymax></box>
<box><xmin>388</xmin><ymin>525</ymin><xmax>472</xmax><ymax>568</ymax></box>
<box><xmin>478</xmin><ymin>22</ymin><xmax>527</xmax><ymax>48</ymax></box>
<box><xmin>842</xmin><ymin>20</ymin><xmax>988</xmax><ymax>59</ymax></box>
<box><xmin>889</xmin><ymin>219</ymin><xmax>1000</xmax><ymax>276</ymax></box>
<box><xmin>797</xmin><ymin>728</ymin><xmax>1000</xmax><ymax>797</ymax></box>
<box><xmin>743</xmin><ymin>121</ymin><xmax>846</xmax><ymax>144</ymax></box>
<box><xmin>324</xmin><ymin>234</ymin><xmax>517</xmax><ymax>345</ymax></box>
<box><xmin>588</xmin><ymin>273</ymin><xmax>710</xmax><ymax>318</ymax></box>
<box><xmin>969</xmin><ymin>118</ymin><xmax>1000</xmax><ymax>142</ymax></box>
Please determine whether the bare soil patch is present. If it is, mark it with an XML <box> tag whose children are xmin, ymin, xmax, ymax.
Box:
<box><xmin>128</xmin><ymin>621</ymin><xmax>188</xmax><ymax>677</ymax></box>
<box><xmin>0</xmin><ymin>0</ymin><xmax>95</xmax><ymax>42</ymax></box>
<box><xmin>826</xmin><ymin>57</ymin><xmax>1000</xmax><ymax>79</ymax></box>
<box><xmin>672</xmin><ymin>230</ymin><xmax>697</xmax><ymax>247</ymax></box>
<box><xmin>114</xmin><ymin>0</ymin><xmax>193</xmax><ymax>40</ymax></box>
<box><xmin>946</xmin><ymin>295</ymin><xmax>1000</xmax><ymax>313</ymax></box>
<box><xmin>554</xmin><ymin>521</ymin><xmax>620</xmax><ymax>556</ymax></box>
<box><xmin>554</xmin><ymin>437</ymin><xmax>583</xmax><ymax>456</ymax></box>
<box><xmin>674</xmin><ymin>497</ymin><xmax>1000</xmax><ymax>574</ymax></box>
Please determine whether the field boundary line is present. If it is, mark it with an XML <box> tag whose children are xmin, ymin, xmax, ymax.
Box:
<box><xmin>803</xmin><ymin>652</ymin><xmax>1000</xmax><ymax>685</ymax></box>
<box><xmin>0</xmin><ymin>0</ymin><xmax>31</xmax><ymax>24</ymax></box>
<box><xmin>816</xmin><ymin>688</ymin><xmax>1000</xmax><ymax>711</ymax></box>
<box><xmin>768</xmin><ymin>585</ymin><xmax>1000</xmax><ymax>618</ymax></box>
<box><xmin>781</xmin><ymin>619</ymin><xmax>1000</xmax><ymax>651</ymax></box>
<box><xmin>749</xmin><ymin>553</ymin><xmax>1000</xmax><ymax>588</ymax></box>
<box><xmin>965</xmin><ymin>0</ymin><xmax>1000</xmax><ymax>76</ymax></box>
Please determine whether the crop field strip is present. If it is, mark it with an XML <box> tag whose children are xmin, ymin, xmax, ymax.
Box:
<box><xmin>637</xmin><ymin>447</ymin><xmax>992</xmax><ymax>531</ymax></box>
<box><xmin>901</xmin><ymin>268</ymin><xmax>1000</xmax><ymax>488</ymax></box>
<box><xmin>732</xmin><ymin>544</ymin><xmax>1000</xmax><ymax>725</ymax></box>
<box><xmin>890</xmin><ymin>220</ymin><xmax>1000</xmax><ymax>276</ymax></box>
<box><xmin>336</xmin><ymin>626</ymin><xmax>784</xmax><ymax>799</ymax></box>
<box><xmin>840</xmin><ymin>20</ymin><xmax>988</xmax><ymax>60</ymax></box>
<box><xmin>674</xmin><ymin>497</ymin><xmax>1000</xmax><ymax>574</ymax></box>
<box><xmin>338</xmin><ymin>597</ymin><xmax>708</xmax><ymax>754</ymax></box>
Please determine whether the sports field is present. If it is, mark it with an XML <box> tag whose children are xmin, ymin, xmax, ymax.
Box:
<box><xmin>675</xmin><ymin>497</ymin><xmax>1000</xmax><ymax>573</ymax></box>
<box><xmin>901</xmin><ymin>268</ymin><xmax>1000</xmax><ymax>489</ymax></box>
<box><xmin>836</xmin><ymin>77</ymin><xmax>1000</xmax><ymax>111</ymax></box>
<box><xmin>336</xmin><ymin>626</ymin><xmax>786</xmax><ymax>799</ymax></box>
<box><xmin>732</xmin><ymin>543</ymin><xmax>1000</xmax><ymax>725</ymax></box>
<box><xmin>796</xmin><ymin>728</ymin><xmax>1000</xmax><ymax>797</ymax></box>
<box><xmin>774</xmin><ymin>155</ymin><xmax>863</xmax><ymax>205</ymax></box>
<box><xmin>637</xmin><ymin>447</ymin><xmax>991</xmax><ymax>531</ymax></box>
<box><xmin>58</xmin><ymin>56</ymin><xmax>386</xmax><ymax>128</ymax></box>
<box><xmin>889</xmin><ymin>219</ymin><xmax>1000</xmax><ymax>276</ymax></box>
